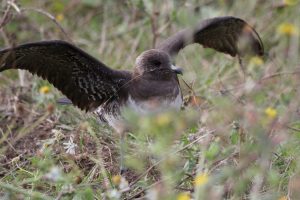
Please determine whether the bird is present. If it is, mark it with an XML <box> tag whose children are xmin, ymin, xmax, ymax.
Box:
<box><xmin>0</xmin><ymin>16</ymin><xmax>264</xmax><ymax>172</ymax></box>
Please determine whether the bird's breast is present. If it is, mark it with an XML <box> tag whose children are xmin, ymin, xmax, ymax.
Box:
<box><xmin>127</xmin><ymin>92</ymin><xmax>182</xmax><ymax>114</ymax></box>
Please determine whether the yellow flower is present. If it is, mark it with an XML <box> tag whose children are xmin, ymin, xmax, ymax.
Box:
<box><xmin>112</xmin><ymin>175</ymin><xmax>122</xmax><ymax>185</ymax></box>
<box><xmin>284</xmin><ymin>0</ymin><xmax>298</xmax><ymax>6</ymax></box>
<box><xmin>250</xmin><ymin>56</ymin><xmax>264</xmax><ymax>66</ymax></box>
<box><xmin>56</xmin><ymin>14</ymin><xmax>64</xmax><ymax>22</ymax></box>
<box><xmin>194</xmin><ymin>173</ymin><xmax>209</xmax><ymax>187</ymax></box>
<box><xmin>39</xmin><ymin>86</ymin><xmax>51</xmax><ymax>94</ymax></box>
<box><xmin>277</xmin><ymin>23</ymin><xmax>299</xmax><ymax>36</ymax></box>
<box><xmin>278</xmin><ymin>196</ymin><xmax>288</xmax><ymax>200</ymax></box>
<box><xmin>177</xmin><ymin>192</ymin><xmax>191</xmax><ymax>200</ymax></box>
<box><xmin>155</xmin><ymin>113</ymin><xmax>171</xmax><ymax>126</ymax></box>
<box><xmin>265</xmin><ymin>107</ymin><xmax>277</xmax><ymax>119</ymax></box>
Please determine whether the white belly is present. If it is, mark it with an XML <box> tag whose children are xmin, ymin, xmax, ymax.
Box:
<box><xmin>95</xmin><ymin>92</ymin><xmax>183</xmax><ymax>133</ymax></box>
<box><xmin>127</xmin><ymin>93</ymin><xmax>182</xmax><ymax>114</ymax></box>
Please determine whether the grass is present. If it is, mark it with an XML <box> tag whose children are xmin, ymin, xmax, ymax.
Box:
<box><xmin>0</xmin><ymin>0</ymin><xmax>300</xmax><ymax>199</ymax></box>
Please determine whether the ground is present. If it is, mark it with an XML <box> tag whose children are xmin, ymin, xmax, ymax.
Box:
<box><xmin>1</xmin><ymin>0</ymin><xmax>300</xmax><ymax>200</ymax></box>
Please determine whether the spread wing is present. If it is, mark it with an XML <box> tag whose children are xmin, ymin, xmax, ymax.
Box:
<box><xmin>0</xmin><ymin>40</ymin><xmax>132</xmax><ymax>111</ymax></box>
<box><xmin>157</xmin><ymin>16</ymin><xmax>264</xmax><ymax>58</ymax></box>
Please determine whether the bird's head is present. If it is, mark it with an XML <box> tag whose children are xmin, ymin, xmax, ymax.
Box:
<box><xmin>134</xmin><ymin>49</ymin><xmax>183</xmax><ymax>80</ymax></box>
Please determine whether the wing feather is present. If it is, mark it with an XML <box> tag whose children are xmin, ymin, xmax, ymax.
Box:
<box><xmin>157</xmin><ymin>16</ymin><xmax>264</xmax><ymax>57</ymax></box>
<box><xmin>0</xmin><ymin>40</ymin><xmax>131</xmax><ymax>111</ymax></box>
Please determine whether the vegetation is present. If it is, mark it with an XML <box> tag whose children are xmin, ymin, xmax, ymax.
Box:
<box><xmin>0</xmin><ymin>0</ymin><xmax>300</xmax><ymax>199</ymax></box>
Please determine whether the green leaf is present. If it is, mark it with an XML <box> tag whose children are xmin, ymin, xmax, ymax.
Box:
<box><xmin>73</xmin><ymin>187</ymin><xmax>94</xmax><ymax>200</ymax></box>
<box><xmin>81</xmin><ymin>0</ymin><xmax>101</xmax><ymax>7</ymax></box>
<box><xmin>230</xmin><ymin>130</ymin><xmax>239</xmax><ymax>145</ymax></box>
<box><xmin>205</xmin><ymin>142</ymin><xmax>220</xmax><ymax>160</ymax></box>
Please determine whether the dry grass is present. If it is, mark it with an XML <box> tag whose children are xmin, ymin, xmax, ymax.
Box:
<box><xmin>1</xmin><ymin>0</ymin><xmax>300</xmax><ymax>199</ymax></box>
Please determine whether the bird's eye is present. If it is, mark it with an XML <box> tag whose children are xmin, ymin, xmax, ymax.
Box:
<box><xmin>152</xmin><ymin>60</ymin><xmax>161</xmax><ymax>65</ymax></box>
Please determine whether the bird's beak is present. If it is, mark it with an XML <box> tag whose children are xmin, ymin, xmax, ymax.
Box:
<box><xmin>171</xmin><ymin>65</ymin><xmax>183</xmax><ymax>75</ymax></box>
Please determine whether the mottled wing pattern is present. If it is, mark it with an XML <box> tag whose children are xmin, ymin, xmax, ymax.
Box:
<box><xmin>157</xmin><ymin>16</ymin><xmax>264</xmax><ymax>57</ymax></box>
<box><xmin>0</xmin><ymin>40</ymin><xmax>131</xmax><ymax>111</ymax></box>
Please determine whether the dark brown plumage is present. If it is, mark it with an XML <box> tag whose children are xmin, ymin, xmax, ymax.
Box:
<box><xmin>0</xmin><ymin>16</ymin><xmax>264</xmax><ymax>131</ymax></box>
<box><xmin>0</xmin><ymin>41</ymin><xmax>131</xmax><ymax>111</ymax></box>
<box><xmin>157</xmin><ymin>16</ymin><xmax>264</xmax><ymax>57</ymax></box>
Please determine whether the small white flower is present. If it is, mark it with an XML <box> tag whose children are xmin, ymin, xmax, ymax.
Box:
<box><xmin>61</xmin><ymin>184</ymin><xmax>75</xmax><ymax>193</ymax></box>
<box><xmin>244</xmin><ymin>78</ymin><xmax>256</xmax><ymax>93</ymax></box>
<box><xmin>146</xmin><ymin>188</ymin><xmax>159</xmax><ymax>200</ymax></box>
<box><xmin>119</xmin><ymin>177</ymin><xmax>130</xmax><ymax>192</ymax></box>
<box><xmin>108</xmin><ymin>189</ymin><xmax>121</xmax><ymax>199</ymax></box>
<box><xmin>63</xmin><ymin>136</ymin><xmax>77</xmax><ymax>155</ymax></box>
<box><xmin>44</xmin><ymin>166</ymin><xmax>61</xmax><ymax>182</ymax></box>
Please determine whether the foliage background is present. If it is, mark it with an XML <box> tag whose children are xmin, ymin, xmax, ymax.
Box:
<box><xmin>0</xmin><ymin>0</ymin><xmax>300</xmax><ymax>199</ymax></box>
